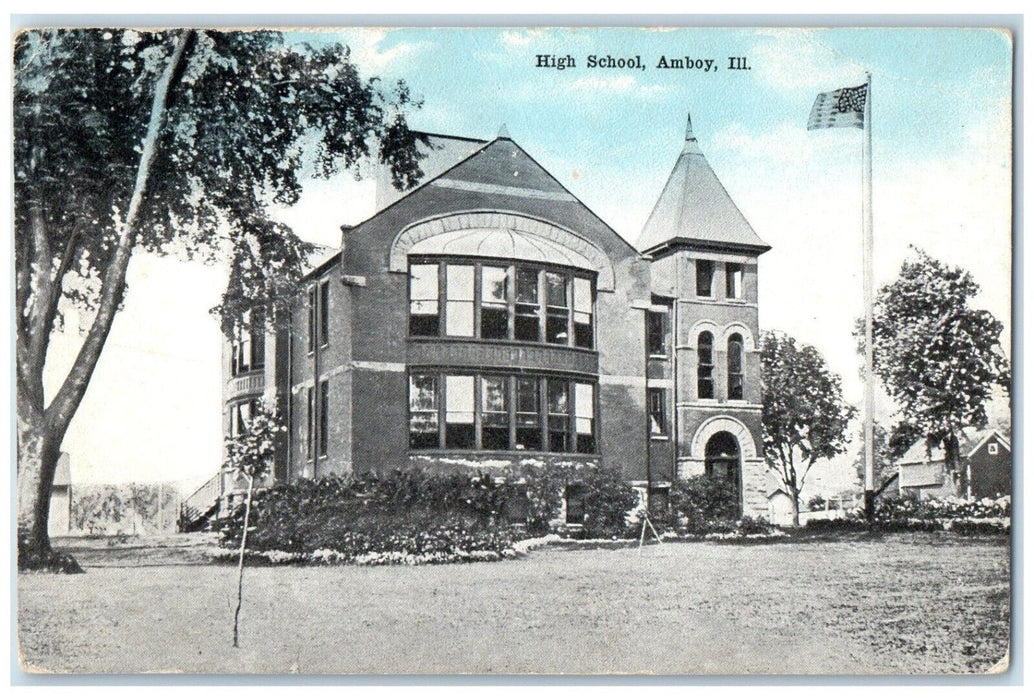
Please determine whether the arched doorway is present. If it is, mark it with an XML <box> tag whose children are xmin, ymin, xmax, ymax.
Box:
<box><xmin>705</xmin><ymin>431</ymin><xmax>742</xmax><ymax>511</ymax></box>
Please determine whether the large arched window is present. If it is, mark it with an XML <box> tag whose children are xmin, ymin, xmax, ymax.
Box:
<box><xmin>697</xmin><ymin>331</ymin><xmax>714</xmax><ymax>399</ymax></box>
<box><xmin>705</xmin><ymin>431</ymin><xmax>741</xmax><ymax>511</ymax></box>
<box><xmin>728</xmin><ymin>333</ymin><xmax>744</xmax><ymax>400</ymax></box>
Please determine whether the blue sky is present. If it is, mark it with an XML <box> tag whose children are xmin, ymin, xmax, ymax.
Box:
<box><xmin>43</xmin><ymin>27</ymin><xmax>1012</xmax><ymax>490</ymax></box>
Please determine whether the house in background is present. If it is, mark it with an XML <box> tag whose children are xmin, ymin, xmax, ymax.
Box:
<box><xmin>194</xmin><ymin>113</ymin><xmax>772</xmax><ymax>529</ymax></box>
<box><xmin>48</xmin><ymin>452</ymin><xmax>71</xmax><ymax>537</ymax></box>
<box><xmin>897</xmin><ymin>428</ymin><xmax>1011</xmax><ymax>500</ymax></box>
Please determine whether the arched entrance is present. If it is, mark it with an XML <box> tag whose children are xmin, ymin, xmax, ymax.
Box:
<box><xmin>705</xmin><ymin>431</ymin><xmax>742</xmax><ymax>511</ymax></box>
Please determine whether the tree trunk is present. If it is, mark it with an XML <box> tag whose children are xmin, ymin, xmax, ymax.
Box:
<box><xmin>17</xmin><ymin>405</ymin><xmax>82</xmax><ymax>573</ymax></box>
<box><xmin>790</xmin><ymin>488</ymin><xmax>801</xmax><ymax>528</ymax></box>
<box><xmin>232</xmin><ymin>474</ymin><xmax>255</xmax><ymax>648</ymax></box>
<box><xmin>943</xmin><ymin>433</ymin><xmax>962</xmax><ymax>498</ymax></box>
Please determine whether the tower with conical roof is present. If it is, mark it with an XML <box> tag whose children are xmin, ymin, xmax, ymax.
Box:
<box><xmin>639</xmin><ymin>113</ymin><xmax>771</xmax><ymax>518</ymax></box>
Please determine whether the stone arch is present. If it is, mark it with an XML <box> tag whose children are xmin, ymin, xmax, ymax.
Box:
<box><xmin>722</xmin><ymin>322</ymin><xmax>756</xmax><ymax>352</ymax></box>
<box><xmin>389</xmin><ymin>211</ymin><xmax>616</xmax><ymax>291</ymax></box>
<box><xmin>689</xmin><ymin>415</ymin><xmax>758</xmax><ymax>461</ymax></box>
<box><xmin>685</xmin><ymin>319</ymin><xmax>720</xmax><ymax>347</ymax></box>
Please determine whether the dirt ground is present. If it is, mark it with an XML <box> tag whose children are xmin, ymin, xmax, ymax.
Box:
<box><xmin>17</xmin><ymin>532</ymin><xmax>1010</xmax><ymax>676</ymax></box>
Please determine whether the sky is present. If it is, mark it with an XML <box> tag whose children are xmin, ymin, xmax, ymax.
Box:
<box><xmin>40</xmin><ymin>26</ymin><xmax>1013</xmax><ymax>492</ymax></box>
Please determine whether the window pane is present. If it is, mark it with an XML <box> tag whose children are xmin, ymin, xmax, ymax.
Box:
<box><xmin>726</xmin><ymin>263</ymin><xmax>744</xmax><ymax>299</ymax></box>
<box><xmin>647</xmin><ymin>312</ymin><xmax>665</xmax><ymax>355</ymax></box>
<box><xmin>515</xmin><ymin>377</ymin><xmax>542</xmax><ymax>451</ymax></box>
<box><xmin>482</xmin><ymin>266</ymin><xmax>508</xmax><ymax>304</ymax></box>
<box><xmin>446</xmin><ymin>265</ymin><xmax>475</xmax><ymax>300</ymax></box>
<box><xmin>319</xmin><ymin>281</ymin><xmax>330</xmax><ymax>346</ymax></box>
<box><xmin>516</xmin><ymin>268</ymin><xmax>539</xmax><ymax>303</ymax></box>
<box><xmin>548</xmin><ymin>380</ymin><xmax>570</xmax><ymax>452</ymax></box>
<box><xmin>481</xmin><ymin>376</ymin><xmax>509</xmax><ymax>450</ymax></box>
<box><xmin>307</xmin><ymin>286</ymin><xmax>316</xmax><ymax>351</ymax></box>
<box><xmin>445</xmin><ymin>375</ymin><xmax>475</xmax><ymax>448</ymax></box>
<box><xmin>573</xmin><ymin>277</ymin><xmax>592</xmax><ymax>314</ymax></box>
<box><xmin>728</xmin><ymin>335</ymin><xmax>744</xmax><ymax>400</ymax></box>
<box><xmin>251</xmin><ymin>310</ymin><xmax>265</xmax><ymax>370</ymax></box>
<box><xmin>409</xmin><ymin>374</ymin><xmax>437</xmax><ymax>412</ymax></box>
<box><xmin>698</xmin><ymin>332</ymin><xmax>715</xmax><ymax>399</ymax></box>
<box><xmin>446</xmin><ymin>301</ymin><xmax>474</xmax><ymax>336</ymax></box>
<box><xmin>480</xmin><ymin>266</ymin><xmax>509</xmax><ymax>340</ymax></box>
<box><xmin>515</xmin><ymin>307</ymin><xmax>540</xmax><ymax>342</ymax></box>
<box><xmin>410</xmin><ymin>264</ymin><xmax>439</xmax><ymax>301</ymax></box>
<box><xmin>546</xmin><ymin>272</ymin><xmax>567</xmax><ymax>307</ymax></box>
<box><xmin>319</xmin><ymin>381</ymin><xmax>329</xmax><ymax>457</ymax></box>
<box><xmin>546</xmin><ymin>310</ymin><xmax>569</xmax><ymax>344</ymax></box>
<box><xmin>649</xmin><ymin>388</ymin><xmax>666</xmax><ymax>436</ymax></box>
<box><xmin>696</xmin><ymin>260</ymin><xmax>714</xmax><ymax>297</ymax></box>
<box><xmin>573</xmin><ymin>277</ymin><xmax>593</xmax><ymax>349</ymax></box>
<box><xmin>306</xmin><ymin>388</ymin><xmax>314</xmax><ymax>459</ymax></box>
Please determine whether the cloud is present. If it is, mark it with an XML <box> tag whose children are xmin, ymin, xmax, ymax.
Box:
<box><xmin>335</xmin><ymin>28</ymin><xmax>424</xmax><ymax>74</ymax></box>
<box><xmin>750</xmin><ymin>29</ymin><xmax>867</xmax><ymax>92</ymax></box>
<box><xmin>500</xmin><ymin>29</ymin><xmax>546</xmax><ymax>49</ymax></box>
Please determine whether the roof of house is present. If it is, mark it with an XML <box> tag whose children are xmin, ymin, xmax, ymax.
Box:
<box><xmin>897</xmin><ymin>428</ymin><xmax>1011</xmax><ymax>466</ymax></box>
<box><xmin>637</xmin><ymin>113</ymin><xmax>770</xmax><ymax>255</ymax></box>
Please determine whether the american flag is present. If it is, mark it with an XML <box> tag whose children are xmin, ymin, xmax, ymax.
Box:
<box><xmin>807</xmin><ymin>83</ymin><xmax>868</xmax><ymax>130</ymax></box>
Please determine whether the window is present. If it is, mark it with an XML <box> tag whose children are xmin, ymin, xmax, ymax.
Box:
<box><xmin>409</xmin><ymin>264</ymin><xmax>440</xmax><ymax>337</ymax></box>
<box><xmin>647</xmin><ymin>311</ymin><xmax>666</xmax><ymax>356</ymax></box>
<box><xmin>515</xmin><ymin>377</ymin><xmax>542</xmax><ymax>451</ymax></box>
<box><xmin>573</xmin><ymin>277</ymin><xmax>593</xmax><ymax>349</ymax></box>
<box><xmin>307</xmin><ymin>280</ymin><xmax>329</xmax><ymax>350</ymax></box>
<box><xmin>574</xmin><ymin>382</ymin><xmax>596</xmax><ymax>453</ymax></box>
<box><xmin>481</xmin><ymin>266</ymin><xmax>509</xmax><ymax>339</ymax></box>
<box><xmin>306</xmin><ymin>387</ymin><xmax>314</xmax><ymax>461</ymax></box>
<box><xmin>411</xmin><ymin>371</ymin><xmax>595</xmax><ymax>454</ymax></box>
<box><xmin>445</xmin><ymin>265</ymin><xmax>475</xmax><ymax>337</ymax></box>
<box><xmin>989</xmin><ymin>442</ymin><xmax>999</xmax><ymax>455</ymax></box>
<box><xmin>444</xmin><ymin>375</ymin><xmax>475</xmax><ymax>448</ymax></box>
<box><xmin>229</xmin><ymin>399</ymin><xmax>257</xmax><ymax>438</ymax></box>
<box><xmin>481</xmin><ymin>376</ymin><xmax>510</xmax><ymax>450</ymax></box>
<box><xmin>409</xmin><ymin>374</ymin><xmax>439</xmax><ymax>448</ymax></box>
<box><xmin>319</xmin><ymin>281</ymin><xmax>330</xmax><ymax>347</ymax></box>
<box><xmin>698</xmin><ymin>331</ymin><xmax>715</xmax><ymax>399</ymax></box>
<box><xmin>726</xmin><ymin>262</ymin><xmax>744</xmax><ymax>299</ymax></box>
<box><xmin>728</xmin><ymin>334</ymin><xmax>744</xmax><ymax>400</ymax></box>
<box><xmin>231</xmin><ymin>309</ymin><xmax>265</xmax><ymax>376</ymax></box>
<box><xmin>515</xmin><ymin>267</ymin><xmax>541</xmax><ymax>342</ymax></box>
<box><xmin>547</xmin><ymin>379</ymin><xmax>571</xmax><ymax>452</ymax></box>
<box><xmin>307</xmin><ymin>286</ymin><xmax>316</xmax><ymax>352</ymax></box>
<box><xmin>409</xmin><ymin>260</ymin><xmax>595</xmax><ymax>348</ymax></box>
<box><xmin>648</xmin><ymin>388</ymin><xmax>667</xmax><ymax>436</ymax></box>
<box><xmin>318</xmin><ymin>379</ymin><xmax>329</xmax><ymax>457</ymax></box>
<box><xmin>545</xmin><ymin>271</ymin><xmax>569</xmax><ymax>344</ymax></box>
<box><xmin>696</xmin><ymin>259</ymin><xmax>715</xmax><ymax>297</ymax></box>
<box><xmin>564</xmin><ymin>484</ymin><xmax>586</xmax><ymax>525</ymax></box>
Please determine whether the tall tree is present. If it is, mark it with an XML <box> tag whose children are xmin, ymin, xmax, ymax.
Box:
<box><xmin>850</xmin><ymin>422</ymin><xmax>918</xmax><ymax>495</ymax></box>
<box><xmin>761</xmin><ymin>331</ymin><xmax>856</xmax><ymax>526</ymax></box>
<box><xmin>862</xmin><ymin>249</ymin><xmax>1010</xmax><ymax>492</ymax></box>
<box><xmin>15</xmin><ymin>28</ymin><xmax>424</xmax><ymax>571</ymax></box>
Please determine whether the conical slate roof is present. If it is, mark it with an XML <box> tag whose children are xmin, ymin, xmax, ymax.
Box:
<box><xmin>637</xmin><ymin>113</ymin><xmax>769</xmax><ymax>255</ymax></box>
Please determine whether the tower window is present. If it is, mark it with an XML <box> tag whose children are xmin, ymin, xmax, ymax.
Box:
<box><xmin>728</xmin><ymin>333</ymin><xmax>744</xmax><ymax>400</ymax></box>
<box><xmin>515</xmin><ymin>267</ymin><xmax>542</xmax><ymax>342</ymax></box>
<box><xmin>515</xmin><ymin>377</ymin><xmax>542</xmax><ymax>451</ymax></box>
<box><xmin>648</xmin><ymin>387</ymin><xmax>667</xmax><ymax>436</ymax></box>
<box><xmin>698</xmin><ymin>331</ymin><xmax>715</xmax><ymax>399</ymax></box>
<box><xmin>444</xmin><ymin>375</ymin><xmax>475</xmax><ymax>448</ymax></box>
<box><xmin>726</xmin><ymin>262</ymin><xmax>744</xmax><ymax>299</ymax></box>
<box><xmin>409</xmin><ymin>264</ymin><xmax>440</xmax><ymax>337</ymax></box>
<box><xmin>409</xmin><ymin>374</ymin><xmax>439</xmax><ymax>448</ymax></box>
<box><xmin>481</xmin><ymin>376</ymin><xmax>510</xmax><ymax>450</ymax></box>
<box><xmin>480</xmin><ymin>266</ymin><xmax>509</xmax><ymax>340</ymax></box>
<box><xmin>545</xmin><ymin>271</ymin><xmax>570</xmax><ymax>344</ymax></box>
<box><xmin>647</xmin><ymin>311</ymin><xmax>666</xmax><ymax>356</ymax></box>
<box><xmin>547</xmin><ymin>379</ymin><xmax>571</xmax><ymax>452</ymax></box>
<box><xmin>573</xmin><ymin>276</ymin><xmax>594</xmax><ymax>349</ymax></box>
<box><xmin>696</xmin><ymin>259</ymin><xmax>715</xmax><ymax>297</ymax></box>
<box><xmin>445</xmin><ymin>265</ymin><xmax>475</xmax><ymax>337</ymax></box>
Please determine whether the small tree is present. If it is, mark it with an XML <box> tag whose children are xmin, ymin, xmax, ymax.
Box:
<box><xmin>862</xmin><ymin>249</ymin><xmax>1011</xmax><ymax>487</ymax></box>
<box><xmin>761</xmin><ymin>331</ymin><xmax>856</xmax><ymax>526</ymax></box>
<box><xmin>223</xmin><ymin>400</ymin><xmax>284</xmax><ymax>648</ymax></box>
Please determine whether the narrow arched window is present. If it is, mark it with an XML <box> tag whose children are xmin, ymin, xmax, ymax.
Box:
<box><xmin>697</xmin><ymin>332</ymin><xmax>714</xmax><ymax>399</ymax></box>
<box><xmin>728</xmin><ymin>333</ymin><xmax>744</xmax><ymax>400</ymax></box>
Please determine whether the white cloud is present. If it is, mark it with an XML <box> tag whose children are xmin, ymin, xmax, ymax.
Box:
<box><xmin>336</xmin><ymin>28</ymin><xmax>423</xmax><ymax>74</ymax></box>
<box><xmin>750</xmin><ymin>29</ymin><xmax>867</xmax><ymax>91</ymax></box>
<box><xmin>500</xmin><ymin>29</ymin><xmax>546</xmax><ymax>49</ymax></box>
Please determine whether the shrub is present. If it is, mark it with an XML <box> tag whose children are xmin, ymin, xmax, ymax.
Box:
<box><xmin>668</xmin><ymin>475</ymin><xmax>740</xmax><ymax>534</ymax></box>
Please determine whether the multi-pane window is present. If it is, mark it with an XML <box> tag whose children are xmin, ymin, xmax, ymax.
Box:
<box><xmin>572</xmin><ymin>277</ymin><xmax>593</xmax><ymax>349</ymax></box>
<box><xmin>318</xmin><ymin>379</ymin><xmax>329</xmax><ymax>457</ymax></box>
<box><xmin>728</xmin><ymin>334</ymin><xmax>744</xmax><ymax>400</ymax></box>
<box><xmin>647</xmin><ymin>311</ymin><xmax>666</xmax><ymax>356</ymax></box>
<box><xmin>231</xmin><ymin>309</ymin><xmax>265</xmax><ymax>376</ymax></box>
<box><xmin>548</xmin><ymin>379</ymin><xmax>570</xmax><ymax>452</ymax></box>
<box><xmin>696</xmin><ymin>259</ymin><xmax>715</xmax><ymax>297</ymax></box>
<box><xmin>574</xmin><ymin>382</ymin><xmax>596</xmax><ymax>453</ymax></box>
<box><xmin>726</xmin><ymin>262</ymin><xmax>744</xmax><ymax>299</ymax></box>
<box><xmin>229</xmin><ymin>399</ymin><xmax>258</xmax><ymax>438</ymax></box>
<box><xmin>697</xmin><ymin>331</ymin><xmax>715</xmax><ymax>399</ymax></box>
<box><xmin>445</xmin><ymin>374</ymin><xmax>475</xmax><ymax>448</ymax></box>
<box><xmin>409</xmin><ymin>374</ymin><xmax>439</xmax><ymax>449</ymax></box>
<box><xmin>409</xmin><ymin>264</ymin><xmax>440</xmax><ymax>336</ymax></box>
<box><xmin>409</xmin><ymin>372</ymin><xmax>596</xmax><ymax>454</ymax></box>
<box><xmin>481</xmin><ymin>266</ymin><xmax>509</xmax><ymax>339</ymax></box>
<box><xmin>481</xmin><ymin>376</ymin><xmax>509</xmax><ymax>450</ymax></box>
<box><xmin>306</xmin><ymin>387</ymin><xmax>314</xmax><ymax>460</ymax></box>
<box><xmin>408</xmin><ymin>260</ymin><xmax>594</xmax><ymax>349</ymax></box>
<box><xmin>307</xmin><ymin>280</ymin><xmax>330</xmax><ymax>351</ymax></box>
<box><xmin>515</xmin><ymin>377</ymin><xmax>542</xmax><ymax>451</ymax></box>
<box><xmin>648</xmin><ymin>387</ymin><xmax>667</xmax><ymax>436</ymax></box>
<box><xmin>515</xmin><ymin>267</ymin><xmax>541</xmax><ymax>342</ymax></box>
<box><xmin>445</xmin><ymin>265</ymin><xmax>475</xmax><ymax>337</ymax></box>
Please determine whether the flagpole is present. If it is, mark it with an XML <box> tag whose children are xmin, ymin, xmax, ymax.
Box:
<box><xmin>862</xmin><ymin>71</ymin><xmax>876</xmax><ymax>521</ymax></box>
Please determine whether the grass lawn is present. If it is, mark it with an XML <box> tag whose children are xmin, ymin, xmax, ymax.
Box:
<box><xmin>18</xmin><ymin>532</ymin><xmax>1009</xmax><ymax>675</ymax></box>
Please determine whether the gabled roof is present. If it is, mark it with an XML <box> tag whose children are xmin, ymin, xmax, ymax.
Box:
<box><xmin>637</xmin><ymin>113</ymin><xmax>770</xmax><ymax>256</ymax></box>
<box><xmin>897</xmin><ymin>428</ymin><xmax>1010</xmax><ymax>466</ymax></box>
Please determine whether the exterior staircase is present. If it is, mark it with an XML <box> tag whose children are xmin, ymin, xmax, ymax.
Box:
<box><xmin>178</xmin><ymin>473</ymin><xmax>222</xmax><ymax>532</ymax></box>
